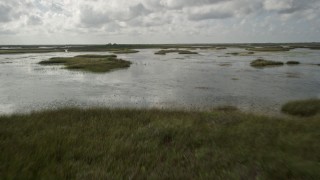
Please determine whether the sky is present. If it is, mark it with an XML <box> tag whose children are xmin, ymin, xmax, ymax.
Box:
<box><xmin>0</xmin><ymin>0</ymin><xmax>320</xmax><ymax>44</ymax></box>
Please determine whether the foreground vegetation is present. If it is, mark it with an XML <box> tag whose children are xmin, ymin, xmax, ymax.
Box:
<box><xmin>38</xmin><ymin>54</ymin><xmax>131</xmax><ymax>73</ymax></box>
<box><xmin>250</xmin><ymin>59</ymin><xmax>284</xmax><ymax>67</ymax></box>
<box><xmin>0</xmin><ymin>108</ymin><xmax>319</xmax><ymax>179</ymax></box>
<box><xmin>282</xmin><ymin>99</ymin><xmax>320</xmax><ymax>117</ymax></box>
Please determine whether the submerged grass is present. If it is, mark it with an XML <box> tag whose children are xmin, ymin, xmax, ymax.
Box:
<box><xmin>0</xmin><ymin>108</ymin><xmax>320</xmax><ymax>179</ymax></box>
<box><xmin>250</xmin><ymin>59</ymin><xmax>284</xmax><ymax>67</ymax></box>
<box><xmin>281</xmin><ymin>99</ymin><xmax>320</xmax><ymax>117</ymax></box>
<box><xmin>39</xmin><ymin>54</ymin><xmax>131</xmax><ymax>73</ymax></box>
<box><xmin>155</xmin><ymin>49</ymin><xmax>198</xmax><ymax>55</ymax></box>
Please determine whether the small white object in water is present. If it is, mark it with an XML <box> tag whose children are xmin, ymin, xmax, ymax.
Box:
<box><xmin>64</xmin><ymin>49</ymin><xmax>68</xmax><ymax>53</ymax></box>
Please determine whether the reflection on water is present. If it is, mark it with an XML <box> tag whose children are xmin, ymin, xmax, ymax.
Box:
<box><xmin>0</xmin><ymin>48</ymin><xmax>319</xmax><ymax>114</ymax></box>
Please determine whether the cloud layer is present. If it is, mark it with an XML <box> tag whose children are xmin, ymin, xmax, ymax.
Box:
<box><xmin>0</xmin><ymin>0</ymin><xmax>319</xmax><ymax>44</ymax></box>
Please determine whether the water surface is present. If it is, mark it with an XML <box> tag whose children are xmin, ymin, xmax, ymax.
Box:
<box><xmin>0</xmin><ymin>48</ymin><xmax>319</xmax><ymax>114</ymax></box>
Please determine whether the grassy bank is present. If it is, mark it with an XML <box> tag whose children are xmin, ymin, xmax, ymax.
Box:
<box><xmin>1</xmin><ymin>108</ymin><xmax>319</xmax><ymax>179</ymax></box>
<box><xmin>39</xmin><ymin>54</ymin><xmax>131</xmax><ymax>73</ymax></box>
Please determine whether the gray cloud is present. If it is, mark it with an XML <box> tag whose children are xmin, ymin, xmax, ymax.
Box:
<box><xmin>263</xmin><ymin>0</ymin><xmax>319</xmax><ymax>14</ymax></box>
<box><xmin>0</xmin><ymin>4</ymin><xmax>12</xmax><ymax>23</ymax></box>
<box><xmin>79</xmin><ymin>6</ymin><xmax>110</xmax><ymax>27</ymax></box>
<box><xmin>129</xmin><ymin>3</ymin><xmax>151</xmax><ymax>17</ymax></box>
<box><xmin>0</xmin><ymin>0</ymin><xmax>319</xmax><ymax>43</ymax></box>
<box><xmin>27</xmin><ymin>15</ymin><xmax>42</xmax><ymax>25</ymax></box>
<box><xmin>188</xmin><ymin>11</ymin><xmax>233</xmax><ymax>21</ymax></box>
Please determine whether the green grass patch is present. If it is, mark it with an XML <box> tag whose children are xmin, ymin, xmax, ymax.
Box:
<box><xmin>250</xmin><ymin>59</ymin><xmax>284</xmax><ymax>67</ymax></box>
<box><xmin>281</xmin><ymin>99</ymin><xmax>320</xmax><ymax>117</ymax></box>
<box><xmin>0</xmin><ymin>108</ymin><xmax>319</xmax><ymax>179</ymax></box>
<box><xmin>286</xmin><ymin>61</ymin><xmax>300</xmax><ymax>65</ymax></box>
<box><xmin>155</xmin><ymin>50</ymin><xmax>198</xmax><ymax>55</ymax></box>
<box><xmin>38</xmin><ymin>54</ymin><xmax>131</xmax><ymax>73</ymax></box>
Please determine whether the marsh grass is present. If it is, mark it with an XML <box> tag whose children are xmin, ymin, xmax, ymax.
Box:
<box><xmin>107</xmin><ymin>49</ymin><xmax>139</xmax><ymax>54</ymax></box>
<box><xmin>250</xmin><ymin>59</ymin><xmax>284</xmax><ymax>67</ymax></box>
<box><xmin>246</xmin><ymin>47</ymin><xmax>292</xmax><ymax>52</ymax></box>
<box><xmin>0</xmin><ymin>108</ymin><xmax>319</xmax><ymax>179</ymax></box>
<box><xmin>75</xmin><ymin>54</ymin><xmax>117</xmax><ymax>58</ymax></box>
<box><xmin>39</xmin><ymin>55</ymin><xmax>131</xmax><ymax>73</ymax></box>
<box><xmin>281</xmin><ymin>99</ymin><xmax>320</xmax><ymax>117</ymax></box>
<box><xmin>227</xmin><ymin>52</ymin><xmax>254</xmax><ymax>56</ymax></box>
<box><xmin>286</xmin><ymin>61</ymin><xmax>300</xmax><ymax>65</ymax></box>
<box><xmin>0</xmin><ymin>49</ymin><xmax>63</xmax><ymax>54</ymax></box>
<box><xmin>219</xmin><ymin>63</ymin><xmax>232</xmax><ymax>67</ymax></box>
<box><xmin>215</xmin><ymin>47</ymin><xmax>227</xmax><ymax>50</ymax></box>
<box><xmin>155</xmin><ymin>50</ymin><xmax>198</xmax><ymax>55</ymax></box>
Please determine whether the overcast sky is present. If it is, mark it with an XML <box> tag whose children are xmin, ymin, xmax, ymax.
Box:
<box><xmin>0</xmin><ymin>0</ymin><xmax>319</xmax><ymax>44</ymax></box>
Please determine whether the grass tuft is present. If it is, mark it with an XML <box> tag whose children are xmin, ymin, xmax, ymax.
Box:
<box><xmin>214</xmin><ymin>106</ymin><xmax>239</xmax><ymax>112</ymax></box>
<box><xmin>155</xmin><ymin>50</ymin><xmax>198</xmax><ymax>55</ymax></box>
<box><xmin>246</xmin><ymin>47</ymin><xmax>292</xmax><ymax>52</ymax></box>
<box><xmin>286</xmin><ymin>61</ymin><xmax>300</xmax><ymax>65</ymax></box>
<box><xmin>75</xmin><ymin>54</ymin><xmax>117</xmax><ymax>58</ymax></box>
<box><xmin>227</xmin><ymin>52</ymin><xmax>254</xmax><ymax>56</ymax></box>
<box><xmin>281</xmin><ymin>99</ymin><xmax>320</xmax><ymax>117</ymax></box>
<box><xmin>107</xmin><ymin>49</ymin><xmax>139</xmax><ymax>54</ymax></box>
<box><xmin>250</xmin><ymin>59</ymin><xmax>284</xmax><ymax>67</ymax></box>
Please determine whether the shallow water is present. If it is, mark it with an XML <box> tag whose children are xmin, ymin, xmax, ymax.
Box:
<box><xmin>0</xmin><ymin>48</ymin><xmax>319</xmax><ymax>114</ymax></box>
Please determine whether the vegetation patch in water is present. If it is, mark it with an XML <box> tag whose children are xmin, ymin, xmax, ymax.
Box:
<box><xmin>215</xmin><ymin>47</ymin><xmax>227</xmax><ymax>50</ymax></box>
<box><xmin>75</xmin><ymin>54</ymin><xmax>117</xmax><ymax>58</ymax></box>
<box><xmin>227</xmin><ymin>52</ymin><xmax>254</xmax><ymax>56</ymax></box>
<box><xmin>0</xmin><ymin>108</ymin><xmax>319</xmax><ymax>179</ymax></box>
<box><xmin>155</xmin><ymin>49</ymin><xmax>198</xmax><ymax>55</ymax></box>
<box><xmin>286</xmin><ymin>61</ymin><xmax>300</xmax><ymax>65</ymax></box>
<box><xmin>219</xmin><ymin>63</ymin><xmax>232</xmax><ymax>67</ymax></box>
<box><xmin>0</xmin><ymin>49</ymin><xmax>63</xmax><ymax>54</ymax></box>
<box><xmin>246</xmin><ymin>47</ymin><xmax>292</xmax><ymax>52</ymax></box>
<box><xmin>281</xmin><ymin>99</ymin><xmax>320</xmax><ymax>117</ymax></box>
<box><xmin>250</xmin><ymin>59</ymin><xmax>284</xmax><ymax>67</ymax></box>
<box><xmin>39</xmin><ymin>54</ymin><xmax>131</xmax><ymax>73</ymax></box>
<box><xmin>107</xmin><ymin>49</ymin><xmax>139</xmax><ymax>54</ymax></box>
